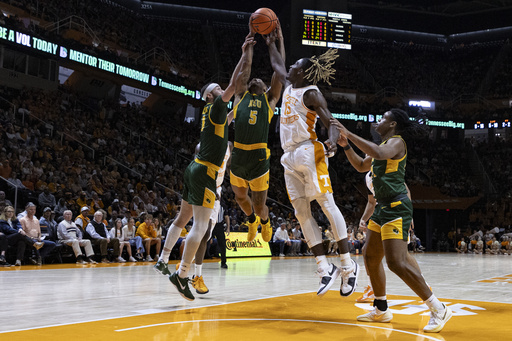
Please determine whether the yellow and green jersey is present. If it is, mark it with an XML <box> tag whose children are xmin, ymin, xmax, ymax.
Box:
<box><xmin>371</xmin><ymin>135</ymin><xmax>408</xmax><ymax>203</ymax></box>
<box><xmin>197</xmin><ymin>95</ymin><xmax>229</xmax><ymax>168</ymax></box>
<box><xmin>233</xmin><ymin>91</ymin><xmax>273</xmax><ymax>148</ymax></box>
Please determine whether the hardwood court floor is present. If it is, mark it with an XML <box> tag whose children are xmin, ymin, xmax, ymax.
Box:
<box><xmin>1</xmin><ymin>253</ymin><xmax>512</xmax><ymax>340</ymax></box>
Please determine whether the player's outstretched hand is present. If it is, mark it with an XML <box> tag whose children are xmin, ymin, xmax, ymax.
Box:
<box><xmin>242</xmin><ymin>35</ymin><xmax>256</xmax><ymax>52</ymax></box>
<box><xmin>330</xmin><ymin>118</ymin><xmax>349</xmax><ymax>138</ymax></box>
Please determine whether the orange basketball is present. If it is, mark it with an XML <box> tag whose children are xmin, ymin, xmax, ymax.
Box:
<box><xmin>250</xmin><ymin>8</ymin><xmax>278</xmax><ymax>35</ymax></box>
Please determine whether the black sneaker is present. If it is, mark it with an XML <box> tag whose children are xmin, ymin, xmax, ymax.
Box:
<box><xmin>169</xmin><ymin>271</ymin><xmax>194</xmax><ymax>301</ymax></box>
<box><xmin>221</xmin><ymin>263</ymin><xmax>228</xmax><ymax>269</ymax></box>
<box><xmin>76</xmin><ymin>255</ymin><xmax>87</xmax><ymax>264</ymax></box>
<box><xmin>0</xmin><ymin>255</ymin><xmax>11</xmax><ymax>267</ymax></box>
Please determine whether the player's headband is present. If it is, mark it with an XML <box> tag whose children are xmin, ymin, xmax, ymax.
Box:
<box><xmin>202</xmin><ymin>83</ymin><xmax>219</xmax><ymax>101</ymax></box>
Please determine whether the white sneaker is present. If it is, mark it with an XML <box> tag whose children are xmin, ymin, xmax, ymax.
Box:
<box><xmin>145</xmin><ymin>256</ymin><xmax>153</xmax><ymax>262</ymax></box>
<box><xmin>357</xmin><ymin>307</ymin><xmax>393</xmax><ymax>323</ymax></box>
<box><xmin>423</xmin><ymin>304</ymin><xmax>452</xmax><ymax>333</ymax></box>
<box><xmin>128</xmin><ymin>256</ymin><xmax>137</xmax><ymax>262</ymax></box>
<box><xmin>317</xmin><ymin>263</ymin><xmax>341</xmax><ymax>296</ymax></box>
<box><xmin>340</xmin><ymin>259</ymin><xmax>359</xmax><ymax>296</ymax></box>
<box><xmin>279</xmin><ymin>253</ymin><xmax>285</xmax><ymax>257</ymax></box>
<box><xmin>117</xmin><ymin>256</ymin><xmax>126</xmax><ymax>263</ymax></box>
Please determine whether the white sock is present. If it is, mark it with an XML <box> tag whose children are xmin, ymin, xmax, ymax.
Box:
<box><xmin>316</xmin><ymin>255</ymin><xmax>329</xmax><ymax>272</ymax></box>
<box><xmin>425</xmin><ymin>294</ymin><xmax>444</xmax><ymax>312</ymax></box>
<box><xmin>195</xmin><ymin>264</ymin><xmax>202</xmax><ymax>277</ymax></box>
<box><xmin>375</xmin><ymin>295</ymin><xmax>386</xmax><ymax>300</ymax></box>
<box><xmin>159</xmin><ymin>224</ymin><xmax>183</xmax><ymax>262</ymax></box>
<box><xmin>178</xmin><ymin>262</ymin><xmax>191</xmax><ymax>278</ymax></box>
<box><xmin>339</xmin><ymin>252</ymin><xmax>351</xmax><ymax>267</ymax></box>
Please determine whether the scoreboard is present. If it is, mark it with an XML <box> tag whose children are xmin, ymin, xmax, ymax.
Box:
<box><xmin>302</xmin><ymin>9</ymin><xmax>352</xmax><ymax>49</ymax></box>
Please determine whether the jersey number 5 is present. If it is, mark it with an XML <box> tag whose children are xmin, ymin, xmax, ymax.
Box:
<box><xmin>249</xmin><ymin>110</ymin><xmax>257</xmax><ymax>125</ymax></box>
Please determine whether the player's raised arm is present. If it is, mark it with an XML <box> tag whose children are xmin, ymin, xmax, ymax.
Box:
<box><xmin>222</xmin><ymin>33</ymin><xmax>256</xmax><ymax>103</ymax></box>
<box><xmin>265</xmin><ymin>28</ymin><xmax>286</xmax><ymax>108</ymax></box>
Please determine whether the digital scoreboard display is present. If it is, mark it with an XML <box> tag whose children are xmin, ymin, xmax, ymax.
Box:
<box><xmin>302</xmin><ymin>9</ymin><xmax>352</xmax><ymax>49</ymax></box>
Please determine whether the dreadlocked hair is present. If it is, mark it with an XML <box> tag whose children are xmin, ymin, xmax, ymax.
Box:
<box><xmin>389</xmin><ymin>108</ymin><xmax>429</xmax><ymax>141</ymax></box>
<box><xmin>304</xmin><ymin>49</ymin><xmax>339</xmax><ymax>85</ymax></box>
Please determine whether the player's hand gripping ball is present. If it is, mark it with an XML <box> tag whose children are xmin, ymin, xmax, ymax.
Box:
<box><xmin>250</xmin><ymin>8</ymin><xmax>278</xmax><ymax>35</ymax></box>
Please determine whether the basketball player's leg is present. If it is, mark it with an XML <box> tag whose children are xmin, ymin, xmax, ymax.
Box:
<box><xmin>379</xmin><ymin>201</ymin><xmax>451</xmax><ymax>332</ymax></box>
<box><xmin>251</xmin><ymin>189</ymin><xmax>268</xmax><ymax>218</ymax></box>
<box><xmin>231</xmin><ymin>182</ymin><xmax>253</xmax><ymax>216</ymax></box>
<box><xmin>316</xmin><ymin>192</ymin><xmax>359</xmax><ymax>296</ymax></box>
<box><xmin>178</xmin><ymin>205</ymin><xmax>212</xmax><ymax>279</ymax></box>
<box><xmin>249</xmin><ymin>170</ymin><xmax>271</xmax><ymax>241</ymax></box>
<box><xmin>363</xmin><ymin>228</ymin><xmax>385</xmax><ymax>297</ymax></box>
<box><xmin>190</xmin><ymin>221</ymin><xmax>212</xmax><ymax>295</ymax></box>
<box><xmin>158</xmin><ymin>199</ymin><xmax>193</xmax><ymax>263</ymax></box>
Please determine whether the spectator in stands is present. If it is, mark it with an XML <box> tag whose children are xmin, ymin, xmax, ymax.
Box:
<box><xmin>8</xmin><ymin>172</ymin><xmax>26</xmax><ymax>190</ymax></box>
<box><xmin>54</xmin><ymin>198</ymin><xmax>67</xmax><ymax>216</ymax></box>
<box><xmin>76</xmin><ymin>191</ymin><xmax>87</xmax><ymax>209</ymax></box>
<box><xmin>0</xmin><ymin>191</ymin><xmax>13</xmax><ymax>207</ymax></box>
<box><xmin>273</xmin><ymin>222</ymin><xmax>291</xmax><ymax>257</ymax></box>
<box><xmin>108</xmin><ymin>198</ymin><xmax>121</xmax><ymax>217</ymax></box>
<box><xmin>40</xmin><ymin>207</ymin><xmax>58</xmax><ymax>235</ymax></box>
<box><xmin>90</xmin><ymin>191</ymin><xmax>104</xmax><ymax>211</ymax></box>
<box><xmin>20</xmin><ymin>202</ymin><xmax>56</xmax><ymax>265</ymax></box>
<box><xmin>109</xmin><ymin>218</ymin><xmax>135</xmax><ymax>262</ymax></box>
<box><xmin>57</xmin><ymin>210</ymin><xmax>97</xmax><ymax>264</ymax></box>
<box><xmin>286</xmin><ymin>222</ymin><xmax>301</xmax><ymax>256</ymax></box>
<box><xmin>291</xmin><ymin>222</ymin><xmax>309</xmax><ymax>256</ymax></box>
<box><xmin>86</xmin><ymin>211</ymin><xmax>122</xmax><ymax>263</ymax></box>
<box><xmin>324</xmin><ymin>225</ymin><xmax>338</xmax><ymax>255</ymax></box>
<box><xmin>0</xmin><ymin>205</ymin><xmax>43</xmax><ymax>266</ymax></box>
<box><xmin>135</xmin><ymin>214</ymin><xmax>161</xmax><ymax>261</ymax></box>
<box><xmin>0</xmin><ymin>231</ymin><xmax>10</xmax><ymax>266</ymax></box>
<box><xmin>75</xmin><ymin>206</ymin><xmax>91</xmax><ymax>233</ymax></box>
<box><xmin>123</xmin><ymin>217</ymin><xmax>144</xmax><ymax>260</ymax></box>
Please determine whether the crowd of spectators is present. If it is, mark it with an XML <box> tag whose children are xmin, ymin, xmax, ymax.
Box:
<box><xmin>3</xmin><ymin>0</ymin><xmax>512</xmax><ymax>115</ymax></box>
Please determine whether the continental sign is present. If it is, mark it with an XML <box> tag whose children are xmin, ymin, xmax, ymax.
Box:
<box><xmin>225</xmin><ymin>232</ymin><xmax>271</xmax><ymax>258</ymax></box>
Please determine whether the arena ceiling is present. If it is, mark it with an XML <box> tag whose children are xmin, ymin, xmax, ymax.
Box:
<box><xmin>150</xmin><ymin>0</ymin><xmax>512</xmax><ymax>34</ymax></box>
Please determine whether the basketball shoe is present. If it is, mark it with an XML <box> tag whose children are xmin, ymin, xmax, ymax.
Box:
<box><xmin>423</xmin><ymin>303</ymin><xmax>452</xmax><ymax>333</ymax></box>
<box><xmin>317</xmin><ymin>263</ymin><xmax>341</xmax><ymax>296</ymax></box>
<box><xmin>247</xmin><ymin>216</ymin><xmax>260</xmax><ymax>242</ymax></box>
<box><xmin>357</xmin><ymin>307</ymin><xmax>393</xmax><ymax>323</ymax></box>
<box><xmin>340</xmin><ymin>259</ymin><xmax>359</xmax><ymax>296</ymax></box>
<box><xmin>169</xmin><ymin>272</ymin><xmax>194</xmax><ymax>301</ymax></box>
<box><xmin>261</xmin><ymin>219</ymin><xmax>272</xmax><ymax>242</ymax></box>
<box><xmin>356</xmin><ymin>284</ymin><xmax>375</xmax><ymax>303</ymax></box>
<box><xmin>191</xmin><ymin>275</ymin><xmax>209</xmax><ymax>294</ymax></box>
<box><xmin>154</xmin><ymin>259</ymin><xmax>171</xmax><ymax>275</ymax></box>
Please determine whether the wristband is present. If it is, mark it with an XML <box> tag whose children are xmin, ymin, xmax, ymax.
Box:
<box><xmin>343</xmin><ymin>144</ymin><xmax>352</xmax><ymax>151</ymax></box>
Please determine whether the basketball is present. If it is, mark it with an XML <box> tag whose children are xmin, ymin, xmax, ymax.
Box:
<box><xmin>250</xmin><ymin>8</ymin><xmax>278</xmax><ymax>35</ymax></box>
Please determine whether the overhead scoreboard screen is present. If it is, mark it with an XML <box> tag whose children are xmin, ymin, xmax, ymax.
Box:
<box><xmin>302</xmin><ymin>9</ymin><xmax>352</xmax><ymax>49</ymax></box>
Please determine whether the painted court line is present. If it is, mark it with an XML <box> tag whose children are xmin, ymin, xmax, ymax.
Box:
<box><xmin>115</xmin><ymin>318</ymin><xmax>445</xmax><ymax>341</ymax></box>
